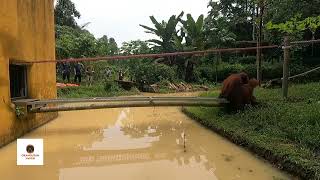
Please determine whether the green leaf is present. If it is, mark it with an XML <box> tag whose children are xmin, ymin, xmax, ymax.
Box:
<box><xmin>147</xmin><ymin>39</ymin><xmax>163</xmax><ymax>46</ymax></box>
<box><xmin>196</xmin><ymin>14</ymin><xmax>204</xmax><ymax>31</ymax></box>
<box><xmin>139</xmin><ymin>24</ymin><xmax>157</xmax><ymax>33</ymax></box>
<box><xmin>150</xmin><ymin>16</ymin><xmax>164</xmax><ymax>33</ymax></box>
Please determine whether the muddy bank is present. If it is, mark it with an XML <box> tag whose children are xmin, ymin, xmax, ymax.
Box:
<box><xmin>0</xmin><ymin>92</ymin><xmax>290</xmax><ymax>180</ymax></box>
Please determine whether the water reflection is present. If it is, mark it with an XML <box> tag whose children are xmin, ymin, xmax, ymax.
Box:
<box><xmin>57</xmin><ymin>107</ymin><xmax>221</xmax><ymax>180</ymax></box>
<box><xmin>58</xmin><ymin>107</ymin><xmax>288</xmax><ymax>180</ymax></box>
<box><xmin>84</xmin><ymin>108</ymin><xmax>159</xmax><ymax>151</ymax></box>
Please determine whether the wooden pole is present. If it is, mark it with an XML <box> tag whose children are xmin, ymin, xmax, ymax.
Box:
<box><xmin>256</xmin><ymin>40</ymin><xmax>262</xmax><ymax>82</ymax></box>
<box><xmin>215</xmin><ymin>53</ymin><xmax>219</xmax><ymax>85</ymax></box>
<box><xmin>282</xmin><ymin>37</ymin><xmax>290</xmax><ymax>98</ymax></box>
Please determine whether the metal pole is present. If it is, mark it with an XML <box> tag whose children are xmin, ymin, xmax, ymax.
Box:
<box><xmin>29</xmin><ymin>100</ymin><xmax>227</xmax><ymax>113</ymax></box>
<box><xmin>26</xmin><ymin>97</ymin><xmax>224</xmax><ymax>105</ymax></box>
<box><xmin>282</xmin><ymin>37</ymin><xmax>290</xmax><ymax>98</ymax></box>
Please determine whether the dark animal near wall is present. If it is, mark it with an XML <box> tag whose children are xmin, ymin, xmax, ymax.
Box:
<box><xmin>219</xmin><ymin>73</ymin><xmax>259</xmax><ymax>110</ymax></box>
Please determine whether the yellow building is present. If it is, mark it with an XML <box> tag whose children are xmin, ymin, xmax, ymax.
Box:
<box><xmin>0</xmin><ymin>0</ymin><xmax>57</xmax><ymax>147</ymax></box>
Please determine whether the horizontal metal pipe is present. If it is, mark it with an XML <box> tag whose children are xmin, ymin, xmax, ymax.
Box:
<box><xmin>22</xmin><ymin>45</ymin><xmax>279</xmax><ymax>64</ymax></box>
<box><xmin>30</xmin><ymin>100</ymin><xmax>226</xmax><ymax>113</ymax></box>
<box><xmin>29</xmin><ymin>97</ymin><xmax>226</xmax><ymax>105</ymax></box>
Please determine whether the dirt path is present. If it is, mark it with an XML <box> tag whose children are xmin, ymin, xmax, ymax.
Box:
<box><xmin>0</xmin><ymin>92</ymin><xmax>290</xmax><ymax>180</ymax></box>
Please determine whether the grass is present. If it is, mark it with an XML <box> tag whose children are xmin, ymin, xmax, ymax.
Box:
<box><xmin>183</xmin><ymin>82</ymin><xmax>320</xmax><ymax>179</ymax></box>
<box><xmin>57</xmin><ymin>83</ymin><xmax>140</xmax><ymax>98</ymax></box>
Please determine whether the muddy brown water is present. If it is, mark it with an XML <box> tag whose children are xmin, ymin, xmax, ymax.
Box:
<box><xmin>0</xmin><ymin>92</ymin><xmax>291</xmax><ymax>180</ymax></box>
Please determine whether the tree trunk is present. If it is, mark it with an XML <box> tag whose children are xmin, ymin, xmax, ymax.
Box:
<box><xmin>185</xmin><ymin>60</ymin><xmax>194</xmax><ymax>82</ymax></box>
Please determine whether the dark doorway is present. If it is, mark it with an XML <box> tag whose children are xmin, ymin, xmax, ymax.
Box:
<box><xmin>10</xmin><ymin>64</ymin><xmax>28</xmax><ymax>99</ymax></box>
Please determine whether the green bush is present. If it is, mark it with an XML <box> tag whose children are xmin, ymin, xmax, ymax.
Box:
<box><xmin>104</xmin><ymin>81</ymin><xmax>122</xmax><ymax>92</ymax></box>
<box><xmin>217</xmin><ymin>63</ymin><xmax>245</xmax><ymax>80</ymax></box>
<box><xmin>133</xmin><ymin>63</ymin><xmax>177</xmax><ymax>84</ymax></box>
<box><xmin>261</xmin><ymin>63</ymin><xmax>283</xmax><ymax>79</ymax></box>
<box><xmin>194</xmin><ymin>62</ymin><xmax>320</xmax><ymax>83</ymax></box>
<box><xmin>194</xmin><ymin>65</ymin><xmax>215</xmax><ymax>83</ymax></box>
<box><xmin>236</xmin><ymin>56</ymin><xmax>256</xmax><ymax>64</ymax></box>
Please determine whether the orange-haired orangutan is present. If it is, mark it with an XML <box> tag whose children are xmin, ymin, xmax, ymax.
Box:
<box><xmin>219</xmin><ymin>72</ymin><xmax>249</xmax><ymax>98</ymax></box>
<box><xmin>219</xmin><ymin>73</ymin><xmax>259</xmax><ymax>110</ymax></box>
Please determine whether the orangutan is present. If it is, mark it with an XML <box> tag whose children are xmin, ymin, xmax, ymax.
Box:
<box><xmin>219</xmin><ymin>73</ymin><xmax>259</xmax><ymax>110</ymax></box>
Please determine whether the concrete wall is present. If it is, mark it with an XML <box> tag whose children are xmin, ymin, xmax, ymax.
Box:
<box><xmin>0</xmin><ymin>0</ymin><xmax>57</xmax><ymax>147</ymax></box>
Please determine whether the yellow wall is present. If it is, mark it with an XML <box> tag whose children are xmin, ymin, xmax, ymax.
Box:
<box><xmin>0</xmin><ymin>0</ymin><xmax>57</xmax><ymax>147</ymax></box>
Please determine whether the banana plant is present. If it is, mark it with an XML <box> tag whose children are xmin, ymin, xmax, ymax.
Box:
<box><xmin>140</xmin><ymin>11</ymin><xmax>184</xmax><ymax>53</ymax></box>
<box><xmin>180</xmin><ymin>14</ymin><xmax>206</xmax><ymax>51</ymax></box>
<box><xmin>179</xmin><ymin>14</ymin><xmax>206</xmax><ymax>82</ymax></box>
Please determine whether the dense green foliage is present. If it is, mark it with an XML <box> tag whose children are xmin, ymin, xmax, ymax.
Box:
<box><xmin>184</xmin><ymin>83</ymin><xmax>320</xmax><ymax>179</ymax></box>
<box><xmin>195</xmin><ymin>62</ymin><xmax>320</xmax><ymax>83</ymax></box>
<box><xmin>55</xmin><ymin>0</ymin><xmax>320</xmax><ymax>91</ymax></box>
<box><xmin>55</xmin><ymin>0</ymin><xmax>80</xmax><ymax>28</ymax></box>
<box><xmin>55</xmin><ymin>26</ymin><xmax>119</xmax><ymax>59</ymax></box>
<box><xmin>132</xmin><ymin>63</ymin><xmax>177</xmax><ymax>84</ymax></box>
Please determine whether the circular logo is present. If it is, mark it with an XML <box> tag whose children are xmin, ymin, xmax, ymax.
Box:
<box><xmin>26</xmin><ymin>144</ymin><xmax>34</xmax><ymax>154</ymax></box>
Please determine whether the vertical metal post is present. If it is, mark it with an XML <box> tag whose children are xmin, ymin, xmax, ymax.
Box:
<box><xmin>282</xmin><ymin>37</ymin><xmax>290</xmax><ymax>98</ymax></box>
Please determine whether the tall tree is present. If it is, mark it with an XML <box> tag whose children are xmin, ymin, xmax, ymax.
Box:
<box><xmin>265</xmin><ymin>0</ymin><xmax>320</xmax><ymax>42</ymax></box>
<box><xmin>204</xmin><ymin>15</ymin><xmax>236</xmax><ymax>48</ymax></box>
<box><xmin>207</xmin><ymin>0</ymin><xmax>257</xmax><ymax>41</ymax></box>
<box><xmin>120</xmin><ymin>40</ymin><xmax>150</xmax><ymax>55</ymax></box>
<box><xmin>256</xmin><ymin>0</ymin><xmax>267</xmax><ymax>82</ymax></box>
<box><xmin>56</xmin><ymin>26</ymin><xmax>98</xmax><ymax>59</ymax></box>
<box><xmin>55</xmin><ymin>0</ymin><xmax>81</xmax><ymax>28</ymax></box>
<box><xmin>108</xmin><ymin>38</ymin><xmax>119</xmax><ymax>55</ymax></box>
<box><xmin>97</xmin><ymin>35</ymin><xmax>109</xmax><ymax>56</ymax></box>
